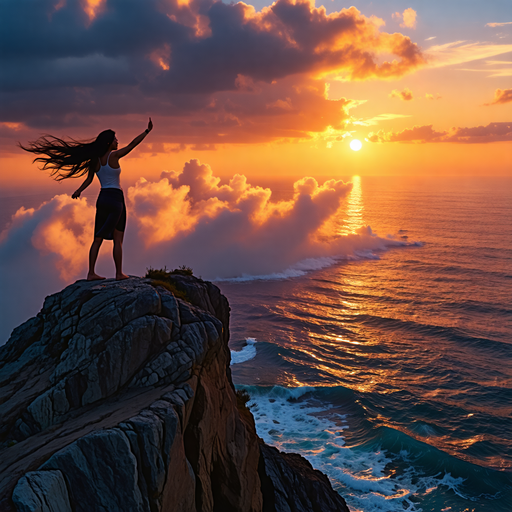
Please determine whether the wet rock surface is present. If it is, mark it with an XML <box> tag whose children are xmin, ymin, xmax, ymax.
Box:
<box><xmin>259</xmin><ymin>444</ymin><xmax>350</xmax><ymax>512</ymax></box>
<box><xmin>0</xmin><ymin>276</ymin><xmax>350</xmax><ymax>511</ymax></box>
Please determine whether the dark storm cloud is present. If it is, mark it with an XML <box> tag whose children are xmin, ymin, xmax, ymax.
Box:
<box><xmin>0</xmin><ymin>55</ymin><xmax>135</xmax><ymax>92</ymax></box>
<box><xmin>0</xmin><ymin>0</ymin><xmax>190</xmax><ymax>60</ymax></box>
<box><xmin>0</xmin><ymin>0</ymin><xmax>426</xmax><ymax>140</ymax></box>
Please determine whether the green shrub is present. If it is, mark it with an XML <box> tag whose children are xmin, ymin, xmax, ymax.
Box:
<box><xmin>145</xmin><ymin>266</ymin><xmax>171</xmax><ymax>281</ymax></box>
<box><xmin>175</xmin><ymin>264</ymin><xmax>194</xmax><ymax>276</ymax></box>
<box><xmin>145</xmin><ymin>265</ymin><xmax>193</xmax><ymax>279</ymax></box>
<box><xmin>145</xmin><ymin>266</ymin><xmax>193</xmax><ymax>301</ymax></box>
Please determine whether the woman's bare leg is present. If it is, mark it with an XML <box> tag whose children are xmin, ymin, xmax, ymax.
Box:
<box><xmin>87</xmin><ymin>237</ymin><xmax>105</xmax><ymax>280</ymax></box>
<box><xmin>113</xmin><ymin>229</ymin><xmax>129</xmax><ymax>280</ymax></box>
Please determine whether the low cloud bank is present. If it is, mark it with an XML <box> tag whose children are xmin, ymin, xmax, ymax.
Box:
<box><xmin>1</xmin><ymin>160</ymin><xmax>411</xmax><ymax>343</ymax></box>
<box><xmin>368</xmin><ymin>122</ymin><xmax>512</xmax><ymax>143</ymax></box>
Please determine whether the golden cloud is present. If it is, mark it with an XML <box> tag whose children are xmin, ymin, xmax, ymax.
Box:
<box><xmin>426</xmin><ymin>41</ymin><xmax>512</xmax><ymax>68</ymax></box>
<box><xmin>1</xmin><ymin>0</ymin><xmax>429</xmax><ymax>148</ymax></box>
<box><xmin>389</xmin><ymin>88</ymin><xmax>414</xmax><ymax>101</ymax></box>
<box><xmin>486</xmin><ymin>22</ymin><xmax>512</xmax><ymax>28</ymax></box>
<box><xmin>368</xmin><ymin>122</ymin><xmax>512</xmax><ymax>143</ymax></box>
<box><xmin>485</xmin><ymin>88</ymin><xmax>512</xmax><ymax>105</ymax></box>
<box><xmin>393</xmin><ymin>8</ymin><xmax>417</xmax><ymax>29</ymax></box>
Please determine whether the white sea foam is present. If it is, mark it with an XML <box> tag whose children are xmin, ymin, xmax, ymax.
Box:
<box><xmin>216</xmin><ymin>269</ymin><xmax>309</xmax><ymax>282</ymax></box>
<box><xmin>230</xmin><ymin>337</ymin><xmax>257</xmax><ymax>364</ymax></box>
<box><xmin>215</xmin><ymin>236</ymin><xmax>422</xmax><ymax>283</ymax></box>
<box><xmin>240</xmin><ymin>385</ymin><xmax>466</xmax><ymax>512</ymax></box>
<box><xmin>216</xmin><ymin>255</ymin><xmax>356</xmax><ymax>282</ymax></box>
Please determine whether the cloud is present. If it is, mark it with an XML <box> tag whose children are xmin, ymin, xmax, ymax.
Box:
<box><xmin>458</xmin><ymin>68</ymin><xmax>512</xmax><ymax>77</ymax></box>
<box><xmin>401</xmin><ymin>8</ymin><xmax>417</xmax><ymax>29</ymax></box>
<box><xmin>484</xmin><ymin>69</ymin><xmax>512</xmax><ymax>77</ymax></box>
<box><xmin>389</xmin><ymin>87</ymin><xmax>414</xmax><ymax>101</ymax></box>
<box><xmin>368</xmin><ymin>122</ymin><xmax>512</xmax><ymax>143</ymax></box>
<box><xmin>485</xmin><ymin>88</ymin><xmax>512</xmax><ymax>105</ymax></box>
<box><xmin>425</xmin><ymin>36</ymin><xmax>436</xmax><ymax>41</ymax></box>
<box><xmin>0</xmin><ymin>0</ymin><xmax>427</xmax><ymax>147</ymax></box>
<box><xmin>0</xmin><ymin>159</ymin><xmax>413</xmax><ymax>343</ymax></box>
<box><xmin>0</xmin><ymin>195</ymin><xmax>97</xmax><ymax>342</ymax></box>
<box><xmin>481</xmin><ymin>60</ymin><xmax>512</xmax><ymax>76</ymax></box>
<box><xmin>353</xmin><ymin>113</ymin><xmax>412</xmax><ymax>127</ymax></box>
<box><xmin>393</xmin><ymin>8</ymin><xmax>417</xmax><ymax>29</ymax></box>
<box><xmin>425</xmin><ymin>93</ymin><xmax>441</xmax><ymax>100</ymax></box>
<box><xmin>486</xmin><ymin>22</ymin><xmax>512</xmax><ymax>28</ymax></box>
<box><xmin>426</xmin><ymin>41</ymin><xmax>512</xmax><ymax>68</ymax></box>
<box><xmin>368</xmin><ymin>125</ymin><xmax>445</xmax><ymax>143</ymax></box>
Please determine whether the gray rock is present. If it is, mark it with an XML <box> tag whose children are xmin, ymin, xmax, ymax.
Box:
<box><xmin>174</xmin><ymin>388</ymin><xmax>190</xmax><ymax>404</ymax></box>
<box><xmin>259</xmin><ymin>443</ymin><xmax>350</xmax><ymax>512</ymax></box>
<box><xmin>127</xmin><ymin>412</ymin><xmax>166</xmax><ymax>502</ymax></box>
<box><xmin>12</xmin><ymin>471</ymin><xmax>72</xmax><ymax>512</ymax></box>
<box><xmin>2</xmin><ymin>275</ymin><xmax>349</xmax><ymax>512</ymax></box>
<box><xmin>26</xmin><ymin>390</ymin><xmax>53</xmax><ymax>431</ymax></box>
<box><xmin>51</xmin><ymin>333</ymin><xmax>90</xmax><ymax>383</ymax></box>
<box><xmin>180</xmin><ymin>322</ymin><xmax>208</xmax><ymax>363</ymax></box>
<box><xmin>159</xmin><ymin>289</ymin><xmax>181</xmax><ymax>329</ymax></box>
<box><xmin>0</xmin><ymin>316</ymin><xmax>43</xmax><ymax>365</ymax></box>
<box><xmin>41</xmin><ymin>429</ymin><xmax>145</xmax><ymax>512</ymax></box>
<box><xmin>177</xmin><ymin>299</ymin><xmax>201</xmax><ymax>325</ymax></box>
<box><xmin>146</xmin><ymin>372</ymin><xmax>159</xmax><ymax>386</ymax></box>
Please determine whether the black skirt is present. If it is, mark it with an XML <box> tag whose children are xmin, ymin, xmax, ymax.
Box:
<box><xmin>94</xmin><ymin>188</ymin><xmax>126</xmax><ymax>240</ymax></box>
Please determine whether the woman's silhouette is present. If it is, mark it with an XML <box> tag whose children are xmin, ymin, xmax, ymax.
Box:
<box><xmin>21</xmin><ymin>118</ymin><xmax>153</xmax><ymax>280</ymax></box>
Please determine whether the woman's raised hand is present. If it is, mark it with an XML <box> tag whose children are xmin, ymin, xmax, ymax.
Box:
<box><xmin>147</xmin><ymin>117</ymin><xmax>153</xmax><ymax>132</ymax></box>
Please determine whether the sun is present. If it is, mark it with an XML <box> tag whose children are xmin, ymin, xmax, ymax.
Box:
<box><xmin>350</xmin><ymin>139</ymin><xmax>362</xmax><ymax>151</ymax></box>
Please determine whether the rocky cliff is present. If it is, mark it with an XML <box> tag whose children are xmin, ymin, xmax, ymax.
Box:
<box><xmin>0</xmin><ymin>275</ymin><xmax>349</xmax><ymax>512</ymax></box>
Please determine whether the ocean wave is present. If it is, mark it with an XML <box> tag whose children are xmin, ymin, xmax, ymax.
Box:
<box><xmin>238</xmin><ymin>384</ymin><xmax>506</xmax><ymax>512</ymax></box>
<box><xmin>354</xmin><ymin>313</ymin><xmax>512</xmax><ymax>354</ymax></box>
<box><xmin>230</xmin><ymin>337</ymin><xmax>257</xmax><ymax>364</ymax></box>
<box><xmin>214</xmin><ymin>239</ymin><xmax>422</xmax><ymax>283</ymax></box>
<box><xmin>215</xmin><ymin>257</ymin><xmax>341</xmax><ymax>282</ymax></box>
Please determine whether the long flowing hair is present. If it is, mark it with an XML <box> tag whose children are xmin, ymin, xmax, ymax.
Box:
<box><xmin>19</xmin><ymin>129</ymin><xmax>115</xmax><ymax>181</ymax></box>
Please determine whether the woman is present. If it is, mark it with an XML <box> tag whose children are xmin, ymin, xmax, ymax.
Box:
<box><xmin>21</xmin><ymin>118</ymin><xmax>153</xmax><ymax>281</ymax></box>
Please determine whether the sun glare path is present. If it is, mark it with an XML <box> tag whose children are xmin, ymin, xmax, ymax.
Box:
<box><xmin>350</xmin><ymin>139</ymin><xmax>362</xmax><ymax>151</ymax></box>
<box><xmin>341</xmin><ymin>175</ymin><xmax>364</xmax><ymax>235</ymax></box>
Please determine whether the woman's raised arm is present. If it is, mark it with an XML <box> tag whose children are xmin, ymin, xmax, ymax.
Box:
<box><xmin>114</xmin><ymin>118</ymin><xmax>153</xmax><ymax>160</ymax></box>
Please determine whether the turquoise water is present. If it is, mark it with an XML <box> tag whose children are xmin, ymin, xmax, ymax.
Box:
<box><xmin>223</xmin><ymin>177</ymin><xmax>512</xmax><ymax>512</ymax></box>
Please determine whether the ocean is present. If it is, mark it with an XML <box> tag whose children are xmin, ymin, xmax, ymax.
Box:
<box><xmin>222</xmin><ymin>177</ymin><xmax>512</xmax><ymax>512</ymax></box>
<box><xmin>1</xmin><ymin>176</ymin><xmax>511</xmax><ymax>511</ymax></box>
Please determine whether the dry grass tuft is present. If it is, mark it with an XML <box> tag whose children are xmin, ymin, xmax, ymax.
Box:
<box><xmin>145</xmin><ymin>266</ymin><xmax>194</xmax><ymax>301</ymax></box>
<box><xmin>149</xmin><ymin>279</ymin><xmax>188</xmax><ymax>301</ymax></box>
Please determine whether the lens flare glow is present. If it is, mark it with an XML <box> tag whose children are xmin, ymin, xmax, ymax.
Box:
<box><xmin>350</xmin><ymin>139</ymin><xmax>363</xmax><ymax>151</ymax></box>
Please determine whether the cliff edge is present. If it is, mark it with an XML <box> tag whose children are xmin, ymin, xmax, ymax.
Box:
<box><xmin>0</xmin><ymin>276</ymin><xmax>349</xmax><ymax>512</ymax></box>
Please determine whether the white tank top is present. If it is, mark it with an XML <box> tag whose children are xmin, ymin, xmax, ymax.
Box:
<box><xmin>96</xmin><ymin>152</ymin><xmax>121</xmax><ymax>189</ymax></box>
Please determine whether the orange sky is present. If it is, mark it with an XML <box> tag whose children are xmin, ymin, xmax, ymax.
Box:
<box><xmin>0</xmin><ymin>0</ymin><xmax>511</xmax><ymax>342</ymax></box>
<box><xmin>0</xmin><ymin>0</ymin><xmax>511</xmax><ymax>193</ymax></box>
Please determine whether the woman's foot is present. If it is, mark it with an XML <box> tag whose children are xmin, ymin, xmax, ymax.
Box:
<box><xmin>87</xmin><ymin>272</ymin><xmax>106</xmax><ymax>281</ymax></box>
<box><xmin>116</xmin><ymin>273</ymin><xmax>130</xmax><ymax>281</ymax></box>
